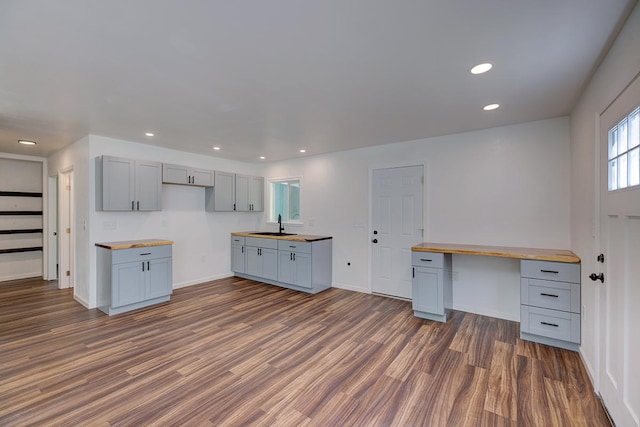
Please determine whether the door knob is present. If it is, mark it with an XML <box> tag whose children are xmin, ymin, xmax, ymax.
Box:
<box><xmin>372</xmin><ymin>239</ymin><xmax>378</xmax><ymax>244</ymax></box>
<box><xmin>589</xmin><ymin>273</ymin><xmax>604</xmax><ymax>283</ymax></box>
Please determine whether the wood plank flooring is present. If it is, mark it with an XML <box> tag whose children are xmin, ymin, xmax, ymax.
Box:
<box><xmin>0</xmin><ymin>276</ymin><xmax>610</xmax><ymax>426</ymax></box>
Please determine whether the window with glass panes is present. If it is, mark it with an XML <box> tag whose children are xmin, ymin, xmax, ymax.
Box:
<box><xmin>270</xmin><ymin>179</ymin><xmax>300</xmax><ymax>222</ymax></box>
<box><xmin>608</xmin><ymin>106</ymin><xmax>640</xmax><ymax>191</ymax></box>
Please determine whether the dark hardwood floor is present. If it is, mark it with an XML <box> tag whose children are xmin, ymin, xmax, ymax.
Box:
<box><xmin>0</xmin><ymin>276</ymin><xmax>610</xmax><ymax>426</ymax></box>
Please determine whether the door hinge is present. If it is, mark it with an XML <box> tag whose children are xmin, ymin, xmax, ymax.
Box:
<box><xmin>66</xmin><ymin>185</ymin><xmax>71</xmax><ymax>191</ymax></box>
<box><xmin>65</xmin><ymin>270</ymin><xmax>70</xmax><ymax>277</ymax></box>
<box><xmin>65</xmin><ymin>227</ymin><xmax>71</xmax><ymax>234</ymax></box>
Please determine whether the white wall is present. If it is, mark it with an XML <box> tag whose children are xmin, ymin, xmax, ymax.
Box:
<box><xmin>264</xmin><ymin>117</ymin><xmax>571</xmax><ymax>320</ymax></box>
<box><xmin>570</xmin><ymin>4</ymin><xmax>640</xmax><ymax>385</ymax></box>
<box><xmin>86</xmin><ymin>135</ymin><xmax>265</xmax><ymax>308</ymax></box>
<box><xmin>0</xmin><ymin>156</ymin><xmax>45</xmax><ymax>281</ymax></box>
<box><xmin>48</xmin><ymin>136</ymin><xmax>91</xmax><ymax>306</ymax></box>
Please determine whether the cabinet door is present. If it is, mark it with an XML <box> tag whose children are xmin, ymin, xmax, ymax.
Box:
<box><xmin>192</xmin><ymin>168</ymin><xmax>214</xmax><ymax>187</ymax></box>
<box><xmin>293</xmin><ymin>251</ymin><xmax>312</xmax><ymax>288</ymax></box>
<box><xmin>207</xmin><ymin>171</ymin><xmax>235</xmax><ymax>211</ymax></box>
<box><xmin>112</xmin><ymin>261</ymin><xmax>145</xmax><ymax>307</ymax></box>
<box><xmin>412</xmin><ymin>266</ymin><xmax>444</xmax><ymax>315</ymax></box>
<box><xmin>245</xmin><ymin>246</ymin><xmax>262</xmax><ymax>276</ymax></box>
<box><xmin>135</xmin><ymin>160</ymin><xmax>162</xmax><ymax>211</ymax></box>
<box><xmin>235</xmin><ymin>174</ymin><xmax>250</xmax><ymax>211</ymax></box>
<box><xmin>261</xmin><ymin>248</ymin><xmax>278</xmax><ymax>281</ymax></box>
<box><xmin>146</xmin><ymin>257</ymin><xmax>172</xmax><ymax>299</ymax></box>
<box><xmin>162</xmin><ymin>163</ymin><xmax>189</xmax><ymax>185</ymax></box>
<box><xmin>103</xmin><ymin>156</ymin><xmax>134</xmax><ymax>211</ymax></box>
<box><xmin>231</xmin><ymin>244</ymin><xmax>245</xmax><ymax>273</ymax></box>
<box><xmin>278</xmin><ymin>251</ymin><xmax>295</xmax><ymax>284</ymax></box>
<box><xmin>249</xmin><ymin>176</ymin><xmax>264</xmax><ymax>211</ymax></box>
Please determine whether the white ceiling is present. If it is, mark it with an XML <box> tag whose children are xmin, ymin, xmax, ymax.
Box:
<box><xmin>0</xmin><ymin>0</ymin><xmax>636</xmax><ymax>162</ymax></box>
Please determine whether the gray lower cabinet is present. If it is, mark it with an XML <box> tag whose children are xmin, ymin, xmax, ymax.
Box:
<box><xmin>232</xmin><ymin>235</ymin><xmax>332</xmax><ymax>294</ymax></box>
<box><xmin>520</xmin><ymin>260</ymin><xmax>581</xmax><ymax>351</ymax></box>
<box><xmin>411</xmin><ymin>251</ymin><xmax>452</xmax><ymax>322</ymax></box>
<box><xmin>277</xmin><ymin>241</ymin><xmax>312</xmax><ymax>288</ymax></box>
<box><xmin>245</xmin><ymin>237</ymin><xmax>278</xmax><ymax>281</ymax></box>
<box><xmin>97</xmin><ymin>244</ymin><xmax>173</xmax><ymax>315</ymax></box>
<box><xmin>230</xmin><ymin>236</ymin><xmax>246</xmax><ymax>273</ymax></box>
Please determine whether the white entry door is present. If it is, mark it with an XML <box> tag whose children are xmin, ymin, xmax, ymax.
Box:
<box><xmin>597</xmin><ymin>72</ymin><xmax>640</xmax><ymax>427</ymax></box>
<box><xmin>371</xmin><ymin>165</ymin><xmax>423</xmax><ymax>299</ymax></box>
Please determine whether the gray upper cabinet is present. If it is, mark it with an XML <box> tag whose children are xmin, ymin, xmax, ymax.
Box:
<box><xmin>235</xmin><ymin>174</ymin><xmax>264</xmax><ymax>212</ymax></box>
<box><xmin>101</xmin><ymin>156</ymin><xmax>162</xmax><ymax>211</ymax></box>
<box><xmin>206</xmin><ymin>171</ymin><xmax>235</xmax><ymax>212</ymax></box>
<box><xmin>206</xmin><ymin>172</ymin><xmax>263</xmax><ymax>212</ymax></box>
<box><xmin>162</xmin><ymin>163</ymin><xmax>214</xmax><ymax>187</ymax></box>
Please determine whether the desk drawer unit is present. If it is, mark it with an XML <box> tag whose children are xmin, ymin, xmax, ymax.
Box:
<box><xmin>411</xmin><ymin>252</ymin><xmax>444</xmax><ymax>269</ymax></box>
<box><xmin>520</xmin><ymin>260</ymin><xmax>581</xmax><ymax>351</ymax></box>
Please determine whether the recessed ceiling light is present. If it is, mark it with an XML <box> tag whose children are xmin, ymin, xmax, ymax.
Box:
<box><xmin>299</xmin><ymin>149</ymin><xmax>306</xmax><ymax>153</ymax></box>
<box><xmin>259</xmin><ymin>156</ymin><xmax>266</xmax><ymax>160</ymax></box>
<box><xmin>145</xmin><ymin>132</ymin><xmax>154</xmax><ymax>137</ymax></box>
<box><xmin>483</xmin><ymin>103</ymin><xmax>500</xmax><ymax>111</ymax></box>
<box><xmin>213</xmin><ymin>146</ymin><xmax>221</xmax><ymax>151</ymax></box>
<box><xmin>470</xmin><ymin>63</ymin><xmax>493</xmax><ymax>74</ymax></box>
<box><xmin>18</xmin><ymin>140</ymin><xmax>36</xmax><ymax>145</ymax></box>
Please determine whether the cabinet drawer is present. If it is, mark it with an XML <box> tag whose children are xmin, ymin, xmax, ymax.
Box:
<box><xmin>520</xmin><ymin>260</ymin><xmax>580</xmax><ymax>283</ymax></box>
<box><xmin>412</xmin><ymin>251</ymin><xmax>444</xmax><ymax>268</ymax></box>
<box><xmin>520</xmin><ymin>305</ymin><xmax>580</xmax><ymax>344</ymax></box>
<box><xmin>521</xmin><ymin>278</ymin><xmax>580</xmax><ymax>313</ymax></box>
<box><xmin>112</xmin><ymin>245</ymin><xmax>172</xmax><ymax>264</ymax></box>
<box><xmin>277</xmin><ymin>240</ymin><xmax>311</xmax><ymax>253</ymax></box>
<box><xmin>246</xmin><ymin>237</ymin><xmax>278</xmax><ymax>249</ymax></box>
<box><xmin>231</xmin><ymin>236</ymin><xmax>245</xmax><ymax>245</ymax></box>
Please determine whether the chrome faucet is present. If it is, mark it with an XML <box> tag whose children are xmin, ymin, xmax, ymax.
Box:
<box><xmin>278</xmin><ymin>214</ymin><xmax>284</xmax><ymax>233</ymax></box>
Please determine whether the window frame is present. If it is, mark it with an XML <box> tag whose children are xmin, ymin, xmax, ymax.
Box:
<box><xmin>268</xmin><ymin>177</ymin><xmax>302</xmax><ymax>225</ymax></box>
<box><xmin>608</xmin><ymin>105</ymin><xmax>640</xmax><ymax>192</ymax></box>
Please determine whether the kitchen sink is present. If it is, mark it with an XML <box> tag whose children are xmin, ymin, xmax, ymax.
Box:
<box><xmin>250</xmin><ymin>232</ymin><xmax>297</xmax><ymax>236</ymax></box>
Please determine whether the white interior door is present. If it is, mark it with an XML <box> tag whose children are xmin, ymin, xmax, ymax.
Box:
<box><xmin>371</xmin><ymin>165</ymin><xmax>423</xmax><ymax>299</ymax></box>
<box><xmin>597</xmin><ymin>72</ymin><xmax>640</xmax><ymax>427</ymax></box>
<box><xmin>58</xmin><ymin>170</ymin><xmax>74</xmax><ymax>289</ymax></box>
<box><xmin>47</xmin><ymin>176</ymin><xmax>58</xmax><ymax>280</ymax></box>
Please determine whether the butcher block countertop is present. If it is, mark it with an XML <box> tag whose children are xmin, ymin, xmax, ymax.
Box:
<box><xmin>411</xmin><ymin>242</ymin><xmax>580</xmax><ymax>263</ymax></box>
<box><xmin>232</xmin><ymin>232</ymin><xmax>332</xmax><ymax>242</ymax></box>
<box><xmin>95</xmin><ymin>239</ymin><xmax>174</xmax><ymax>250</ymax></box>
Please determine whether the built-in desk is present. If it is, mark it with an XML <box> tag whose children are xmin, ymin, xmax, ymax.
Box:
<box><xmin>411</xmin><ymin>242</ymin><xmax>581</xmax><ymax>351</ymax></box>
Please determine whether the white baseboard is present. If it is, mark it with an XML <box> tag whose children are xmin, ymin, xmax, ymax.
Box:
<box><xmin>173</xmin><ymin>273</ymin><xmax>234</xmax><ymax>289</ymax></box>
<box><xmin>331</xmin><ymin>282</ymin><xmax>370</xmax><ymax>294</ymax></box>
<box><xmin>452</xmin><ymin>303</ymin><xmax>519</xmax><ymax>322</ymax></box>
<box><xmin>74</xmin><ymin>293</ymin><xmax>90</xmax><ymax>309</ymax></box>
<box><xmin>0</xmin><ymin>272</ymin><xmax>42</xmax><ymax>283</ymax></box>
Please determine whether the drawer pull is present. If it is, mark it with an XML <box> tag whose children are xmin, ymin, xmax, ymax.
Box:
<box><xmin>540</xmin><ymin>269</ymin><xmax>559</xmax><ymax>274</ymax></box>
<box><xmin>540</xmin><ymin>321</ymin><xmax>559</xmax><ymax>327</ymax></box>
<box><xmin>289</xmin><ymin>245</ymin><xmax>296</xmax><ymax>248</ymax></box>
<box><xmin>140</xmin><ymin>252</ymin><xmax>152</xmax><ymax>256</ymax></box>
<box><xmin>420</xmin><ymin>259</ymin><xmax>432</xmax><ymax>262</ymax></box>
<box><xmin>540</xmin><ymin>293</ymin><xmax>559</xmax><ymax>298</ymax></box>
